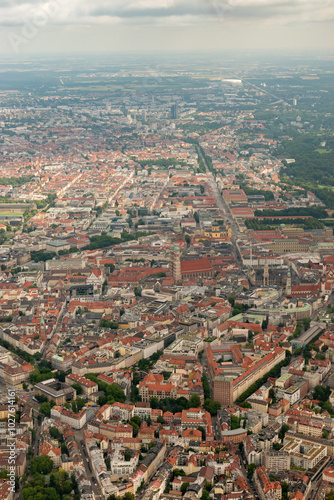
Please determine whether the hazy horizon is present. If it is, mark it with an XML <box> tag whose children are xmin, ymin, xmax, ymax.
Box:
<box><xmin>0</xmin><ymin>0</ymin><xmax>333</xmax><ymax>57</ymax></box>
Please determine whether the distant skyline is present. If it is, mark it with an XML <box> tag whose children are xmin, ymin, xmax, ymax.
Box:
<box><xmin>0</xmin><ymin>0</ymin><xmax>334</xmax><ymax>56</ymax></box>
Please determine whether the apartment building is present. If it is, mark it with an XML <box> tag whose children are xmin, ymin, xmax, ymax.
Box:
<box><xmin>109</xmin><ymin>446</ymin><xmax>139</xmax><ymax>479</ymax></box>
<box><xmin>254</xmin><ymin>466</ymin><xmax>282</xmax><ymax>500</ymax></box>
<box><xmin>65</xmin><ymin>373</ymin><xmax>98</xmax><ymax>396</ymax></box>
<box><xmin>51</xmin><ymin>406</ymin><xmax>87</xmax><ymax>430</ymax></box>
<box><xmin>262</xmin><ymin>451</ymin><xmax>290</xmax><ymax>472</ymax></box>
<box><xmin>281</xmin><ymin>436</ymin><xmax>327</xmax><ymax>470</ymax></box>
<box><xmin>110</xmin><ymin>402</ymin><xmax>134</xmax><ymax>421</ymax></box>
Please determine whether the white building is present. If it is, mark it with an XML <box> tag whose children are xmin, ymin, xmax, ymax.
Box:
<box><xmin>109</xmin><ymin>446</ymin><xmax>139</xmax><ymax>477</ymax></box>
<box><xmin>110</xmin><ymin>402</ymin><xmax>134</xmax><ymax>421</ymax></box>
<box><xmin>51</xmin><ymin>406</ymin><xmax>87</xmax><ymax>429</ymax></box>
<box><xmin>281</xmin><ymin>436</ymin><xmax>327</xmax><ymax>470</ymax></box>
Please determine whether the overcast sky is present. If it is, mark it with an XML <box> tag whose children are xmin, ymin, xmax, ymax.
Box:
<box><xmin>0</xmin><ymin>0</ymin><xmax>334</xmax><ymax>56</ymax></box>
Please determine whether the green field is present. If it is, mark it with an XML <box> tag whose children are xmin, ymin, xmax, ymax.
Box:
<box><xmin>315</xmin><ymin>148</ymin><xmax>332</xmax><ymax>154</ymax></box>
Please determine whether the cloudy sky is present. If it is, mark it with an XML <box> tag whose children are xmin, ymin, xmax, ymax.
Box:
<box><xmin>0</xmin><ymin>0</ymin><xmax>334</xmax><ymax>55</ymax></box>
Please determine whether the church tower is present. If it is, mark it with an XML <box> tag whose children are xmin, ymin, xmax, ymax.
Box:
<box><xmin>286</xmin><ymin>266</ymin><xmax>292</xmax><ymax>297</ymax></box>
<box><xmin>39</xmin><ymin>314</ymin><xmax>46</xmax><ymax>340</ymax></box>
<box><xmin>170</xmin><ymin>245</ymin><xmax>182</xmax><ymax>285</ymax></box>
<box><xmin>263</xmin><ymin>260</ymin><xmax>269</xmax><ymax>287</ymax></box>
<box><xmin>248</xmin><ymin>266</ymin><xmax>256</xmax><ymax>287</ymax></box>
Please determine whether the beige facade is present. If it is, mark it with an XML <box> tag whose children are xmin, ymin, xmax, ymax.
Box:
<box><xmin>232</xmin><ymin>348</ymin><xmax>286</xmax><ymax>402</ymax></box>
<box><xmin>281</xmin><ymin>436</ymin><xmax>327</xmax><ymax>470</ymax></box>
<box><xmin>65</xmin><ymin>373</ymin><xmax>98</xmax><ymax>396</ymax></box>
<box><xmin>263</xmin><ymin>451</ymin><xmax>290</xmax><ymax>471</ymax></box>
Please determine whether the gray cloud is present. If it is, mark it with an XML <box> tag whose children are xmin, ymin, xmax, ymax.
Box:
<box><xmin>0</xmin><ymin>0</ymin><xmax>334</xmax><ymax>27</ymax></box>
<box><xmin>1</xmin><ymin>0</ymin><xmax>333</xmax><ymax>55</ymax></box>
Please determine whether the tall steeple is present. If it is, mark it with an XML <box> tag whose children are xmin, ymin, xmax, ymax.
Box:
<box><xmin>263</xmin><ymin>260</ymin><xmax>269</xmax><ymax>287</ymax></box>
<box><xmin>40</xmin><ymin>313</ymin><xmax>46</xmax><ymax>340</ymax></box>
<box><xmin>247</xmin><ymin>266</ymin><xmax>256</xmax><ymax>287</ymax></box>
<box><xmin>286</xmin><ymin>265</ymin><xmax>292</xmax><ymax>297</ymax></box>
<box><xmin>170</xmin><ymin>244</ymin><xmax>182</xmax><ymax>285</ymax></box>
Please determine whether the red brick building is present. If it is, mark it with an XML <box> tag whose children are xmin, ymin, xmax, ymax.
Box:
<box><xmin>223</xmin><ymin>189</ymin><xmax>247</xmax><ymax>203</ymax></box>
<box><xmin>180</xmin><ymin>258</ymin><xmax>214</xmax><ymax>279</ymax></box>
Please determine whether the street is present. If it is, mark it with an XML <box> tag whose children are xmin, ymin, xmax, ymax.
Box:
<box><xmin>73</xmin><ymin>428</ymin><xmax>101</xmax><ymax>499</ymax></box>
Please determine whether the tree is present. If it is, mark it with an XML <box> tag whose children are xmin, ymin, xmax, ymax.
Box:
<box><xmin>39</xmin><ymin>402</ymin><xmax>51</xmax><ymax>417</ymax></box>
<box><xmin>164</xmin><ymin>483</ymin><xmax>171</xmax><ymax>494</ymax></box>
<box><xmin>162</xmin><ymin>371</ymin><xmax>171</xmax><ymax>380</ymax></box>
<box><xmin>173</xmin><ymin>468</ymin><xmax>186</xmax><ymax>479</ymax></box>
<box><xmin>99</xmin><ymin>318</ymin><xmax>119</xmax><ymax>329</ymax></box>
<box><xmin>282</xmin><ymin>482</ymin><xmax>289</xmax><ymax>500</ymax></box>
<box><xmin>278</xmin><ymin>424</ymin><xmax>290</xmax><ymax>441</ymax></box>
<box><xmin>239</xmin><ymin>401</ymin><xmax>251</xmax><ymax>409</ymax></box>
<box><xmin>202</xmin><ymin>373</ymin><xmax>210</xmax><ymax>399</ymax></box>
<box><xmin>204</xmin><ymin>399</ymin><xmax>221</xmax><ymax>416</ymax></box>
<box><xmin>124</xmin><ymin>494</ymin><xmax>135</xmax><ymax>500</ymax></box>
<box><xmin>303</xmin><ymin>317</ymin><xmax>311</xmax><ymax>330</ymax></box>
<box><xmin>247</xmin><ymin>463</ymin><xmax>256</xmax><ymax>479</ymax></box>
<box><xmin>204</xmin><ymin>481</ymin><xmax>212</xmax><ymax>492</ymax></box>
<box><xmin>71</xmin><ymin>397</ymin><xmax>85</xmax><ymax>413</ymax></box>
<box><xmin>30</xmin><ymin>455</ymin><xmax>53</xmax><ymax>474</ymax></box>
<box><xmin>273</xmin><ymin>442</ymin><xmax>283</xmax><ymax>451</ymax></box>
<box><xmin>23</xmin><ymin>486</ymin><xmax>59</xmax><ymax>500</ymax></box>
<box><xmin>189</xmin><ymin>394</ymin><xmax>201</xmax><ymax>408</ymax></box>
<box><xmin>322</xmin><ymin>401</ymin><xmax>333</xmax><ymax>414</ymax></box>
<box><xmin>201</xmin><ymin>491</ymin><xmax>210</xmax><ymax>500</ymax></box>
<box><xmin>228</xmin><ymin>296</ymin><xmax>235</xmax><ymax>307</ymax></box>
<box><xmin>231</xmin><ymin>415</ymin><xmax>240</xmax><ymax>430</ymax></box>
<box><xmin>29</xmin><ymin>367</ymin><xmax>54</xmax><ymax>385</ymax></box>
<box><xmin>181</xmin><ymin>482</ymin><xmax>189</xmax><ymax>495</ymax></box>
<box><xmin>124</xmin><ymin>451</ymin><xmax>131</xmax><ymax>461</ymax></box>
<box><xmin>197</xmin><ymin>426</ymin><xmax>205</xmax><ymax>441</ymax></box>
<box><xmin>71</xmin><ymin>383</ymin><xmax>83</xmax><ymax>395</ymax></box>
<box><xmin>49</xmin><ymin>427</ymin><xmax>62</xmax><ymax>440</ymax></box>
<box><xmin>262</xmin><ymin>319</ymin><xmax>268</xmax><ymax>330</ymax></box>
<box><xmin>323</xmin><ymin>430</ymin><xmax>330</xmax><ymax>439</ymax></box>
<box><xmin>129</xmin><ymin>421</ymin><xmax>139</xmax><ymax>437</ymax></box>
<box><xmin>130</xmin><ymin>415</ymin><xmax>141</xmax><ymax>427</ymax></box>
<box><xmin>150</xmin><ymin>397</ymin><xmax>160</xmax><ymax>409</ymax></box>
<box><xmin>62</xmin><ymin>480</ymin><xmax>72</xmax><ymax>495</ymax></box>
<box><xmin>61</xmin><ymin>443</ymin><xmax>69</xmax><ymax>455</ymax></box>
<box><xmin>314</xmin><ymin>385</ymin><xmax>331</xmax><ymax>403</ymax></box>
